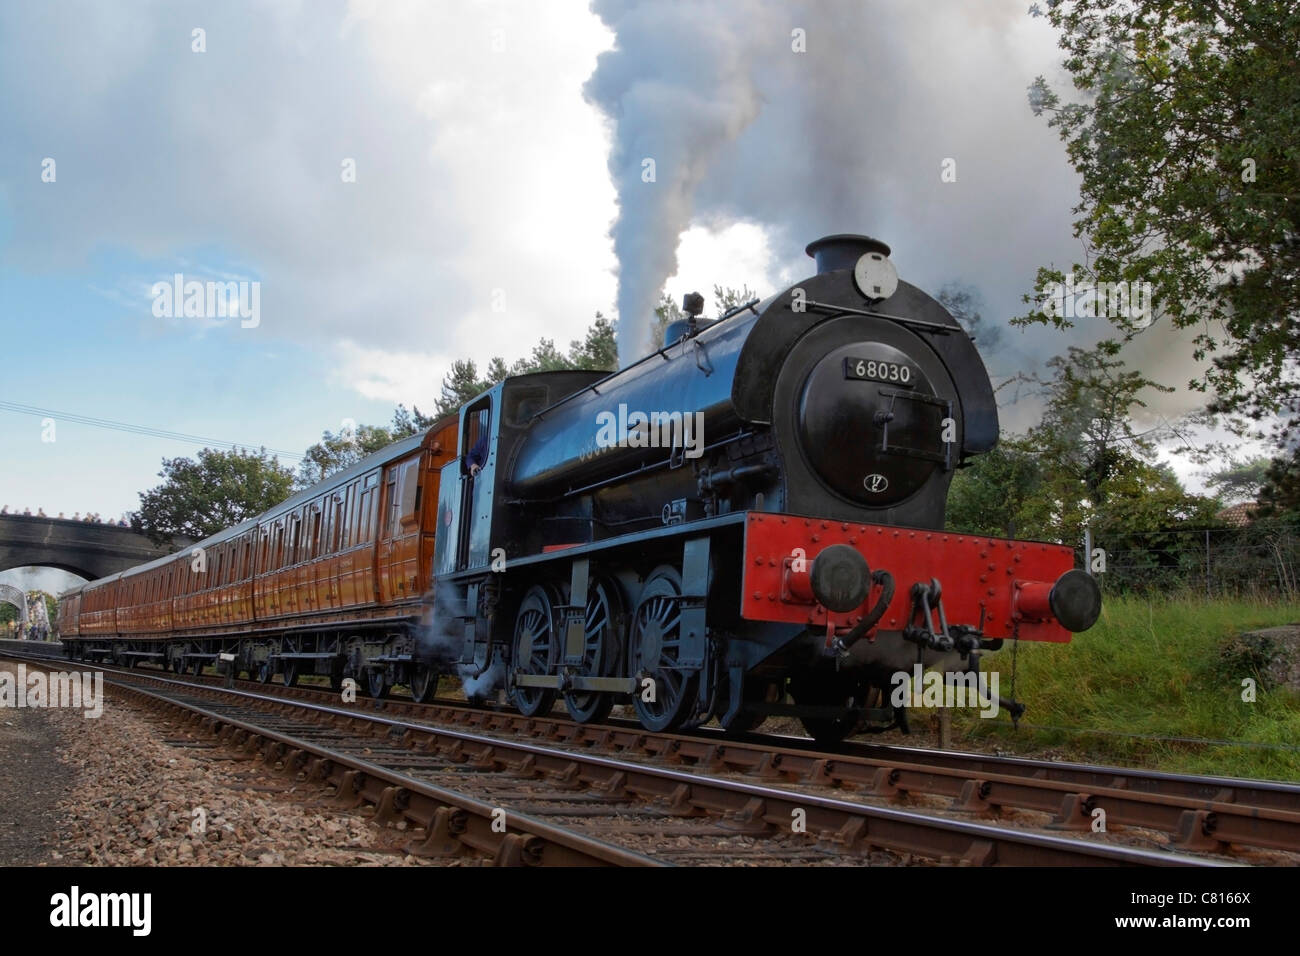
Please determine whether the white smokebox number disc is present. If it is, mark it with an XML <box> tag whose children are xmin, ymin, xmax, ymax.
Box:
<box><xmin>854</xmin><ymin>252</ymin><xmax>898</xmax><ymax>301</ymax></box>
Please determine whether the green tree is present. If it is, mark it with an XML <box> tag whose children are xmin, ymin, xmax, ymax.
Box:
<box><xmin>1093</xmin><ymin>460</ymin><xmax>1220</xmax><ymax>534</ymax></box>
<box><xmin>945</xmin><ymin>437</ymin><xmax>1045</xmax><ymax>538</ymax></box>
<box><xmin>1089</xmin><ymin>460</ymin><xmax>1223</xmax><ymax>590</ymax></box>
<box><xmin>389</xmin><ymin>403</ymin><xmax>436</xmax><ymax>439</ymax></box>
<box><xmin>509</xmin><ymin>338</ymin><xmax>569</xmax><ymax>375</ymax></box>
<box><xmin>1021</xmin><ymin>0</ymin><xmax>1300</xmax><ymax>430</ymax></box>
<box><xmin>1257</xmin><ymin>446</ymin><xmax>1300</xmax><ymax>518</ymax></box>
<box><xmin>1030</xmin><ymin>343</ymin><xmax>1173</xmax><ymax>521</ymax></box>
<box><xmin>484</xmin><ymin>356</ymin><xmax>511</xmax><ymax>384</ymax></box>
<box><xmin>435</xmin><ymin>314</ymin><xmax>620</xmax><ymax>415</ymax></box>
<box><xmin>566</xmin><ymin>312</ymin><xmax>618</xmax><ymax>371</ymax></box>
<box><xmin>975</xmin><ymin>343</ymin><xmax>1192</xmax><ymax>547</ymax></box>
<box><xmin>1205</xmin><ymin>456</ymin><xmax>1271</xmax><ymax>504</ymax></box>
<box><xmin>297</xmin><ymin>405</ymin><xmax>435</xmax><ymax>486</ymax></box>
<box><xmin>714</xmin><ymin>284</ymin><xmax>758</xmax><ymax>313</ymax></box>
<box><xmin>436</xmin><ymin>359</ymin><xmax>495</xmax><ymax>415</ymax></box>
<box><xmin>132</xmin><ymin>447</ymin><xmax>295</xmax><ymax>546</ymax></box>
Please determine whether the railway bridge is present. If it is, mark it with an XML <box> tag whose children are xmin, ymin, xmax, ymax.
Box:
<box><xmin>0</xmin><ymin>513</ymin><xmax>183</xmax><ymax>581</ymax></box>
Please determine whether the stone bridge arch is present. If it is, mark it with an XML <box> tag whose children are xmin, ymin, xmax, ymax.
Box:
<box><xmin>0</xmin><ymin>514</ymin><xmax>186</xmax><ymax>581</ymax></box>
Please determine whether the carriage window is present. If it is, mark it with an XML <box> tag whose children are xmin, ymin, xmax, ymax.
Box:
<box><xmin>310</xmin><ymin>508</ymin><xmax>322</xmax><ymax>558</ymax></box>
<box><xmin>399</xmin><ymin>459</ymin><xmax>421</xmax><ymax>528</ymax></box>
<box><xmin>321</xmin><ymin>502</ymin><xmax>332</xmax><ymax>557</ymax></box>
<box><xmin>356</xmin><ymin>473</ymin><xmax>379</xmax><ymax>542</ymax></box>
<box><xmin>346</xmin><ymin>483</ymin><xmax>360</xmax><ymax>547</ymax></box>
<box><xmin>462</xmin><ymin>401</ymin><xmax>492</xmax><ymax>475</ymax></box>
<box><xmin>359</xmin><ymin>488</ymin><xmax>373</xmax><ymax>542</ymax></box>
<box><xmin>386</xmin><ymin>475</ymin><xmax>399</xmax><ymax>534</ymax></box>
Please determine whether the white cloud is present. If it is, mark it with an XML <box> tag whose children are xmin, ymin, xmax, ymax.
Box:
<box><xmin>331</xmin><ymin>339</ymin><xmax>449</xmax><ymax>409</ymax></box>
<box><xmin>0</xmin><ymin>1</ymin><xmax>619</xmax><ymax>369</ymax></box>
<box><xmin>663</xmin><ymin>221</ymin><xmax>779</xmax><ymax>312</ymax></box>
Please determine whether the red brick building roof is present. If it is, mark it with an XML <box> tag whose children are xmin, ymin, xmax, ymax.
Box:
<box><xmin>1216</xmin><ymin>502</ymin><xmax>1259</xmax><ymax>527</ymax></box>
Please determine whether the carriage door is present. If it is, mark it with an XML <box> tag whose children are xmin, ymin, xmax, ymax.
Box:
<box><xmin>379</xmin><ymin>457</ymin><xmax>422</xmax><ymax>604</ymax></box>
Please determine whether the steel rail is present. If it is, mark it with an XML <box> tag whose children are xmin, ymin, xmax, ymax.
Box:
<box><xmin>9</xmin><ymin>647</ymin><xmax>1292</xmax><ymax>857</ymax></box>
<box><xmin>74</xmin><ymin>665</ymin><xmax>1230</xmax><ymax>867</ymax></box>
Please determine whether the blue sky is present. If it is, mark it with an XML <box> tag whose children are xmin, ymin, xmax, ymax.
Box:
<box><xmin>0</xmin><ymin>248</ymin><xmax>400</xmax><ymax>515</ymax></box>
<box><xmin>0</xmin><ymin>1</ymin><xmax>1239</xmax><ymax>595</ymax></box>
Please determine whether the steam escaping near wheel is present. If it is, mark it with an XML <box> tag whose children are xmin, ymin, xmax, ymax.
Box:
<box><xmin>415</xmin><ymin>581</ymin><xmax>464</xmax><ymax>667</ymax></box>
<box><xmin>417</xmin><ymin>580</ymin><xmax>507</xmax><ymax>702</ymax></box>
<box><xmin>459</xmin><ymin>657</ymin><xmax>505</xmax><ymax>703</ymax></box>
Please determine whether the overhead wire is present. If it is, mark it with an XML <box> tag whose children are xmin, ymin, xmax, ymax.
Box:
<box><xmin>0</xmin><ymin>400</ymin><xmax>303</xmax><ymax>461</ymax></box>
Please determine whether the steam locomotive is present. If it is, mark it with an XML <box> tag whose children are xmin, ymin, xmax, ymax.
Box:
<box><xmin>58</xmin><ymin>234</ymin><xmax>1099</xmax><ymax>744</ymax></box>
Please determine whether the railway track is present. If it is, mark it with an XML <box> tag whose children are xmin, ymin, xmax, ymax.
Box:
<box><xmin>0</xmin><ymin>639</ymin><xmax>64</xmax><ymax>659</ymax></box>
<box><xmin>101</xmin><ymin>663</ymin><xmax>1300</xmax><ymax>858</ymax></box>
<box><xmin>5</xmin><ymin>650</ymin><xmax>1245</xmax><ymax>866</ymax></box>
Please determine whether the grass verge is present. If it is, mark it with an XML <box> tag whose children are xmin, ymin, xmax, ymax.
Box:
<box><xmin>944</xmin><ymin>594</ymin><xmax>1300</xmax><ymax>781</ymax></box>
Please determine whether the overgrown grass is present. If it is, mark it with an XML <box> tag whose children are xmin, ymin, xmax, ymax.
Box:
<box><xmin>946</xmin><ymin>594</ymin><xmax>1300</xmax><ymax>781</ymax></box>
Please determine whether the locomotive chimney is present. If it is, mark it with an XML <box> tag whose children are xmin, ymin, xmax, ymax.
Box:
<box><xmin>805</xmin><ymin>234</ymin><xmax>891</xmax><ymax>275</ymax></box>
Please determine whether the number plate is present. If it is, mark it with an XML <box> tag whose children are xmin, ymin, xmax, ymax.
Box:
<box><xmin>844</xmin><ymin>356</ymin><xmax>915</xmax><ymax>387</ymax></box>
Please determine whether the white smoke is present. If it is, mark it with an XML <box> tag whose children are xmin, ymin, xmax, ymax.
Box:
<box><xmin>458</xmin><ymin>658</ymin><xmax>506</xmax><ymax>702</ymax></box>
<box><xmin>583</xmin><ymin>0</ymin><xmax>1088</xmax><ymax>370</ymax></box>
<box><xmin>584</xmin><ymin>0</ymin><xmax>767</xmax><ymax>362</ymax></box>
<box><xmin>417</xmin><ymin>580</ymin><xmax>508</xmax><ymax>700</ymax></box>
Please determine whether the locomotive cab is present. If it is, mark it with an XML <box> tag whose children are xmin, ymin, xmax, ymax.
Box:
<box><xmin>434</xmin><ymin>389</ymin><xmax>499</xmax><ymax>576</ymax></box>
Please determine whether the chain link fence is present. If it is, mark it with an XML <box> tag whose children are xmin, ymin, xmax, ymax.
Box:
<box><xmin>1088</xmin><ymin>518</ymin><xmax>1300</xmax><ymax>599</ymax></box>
